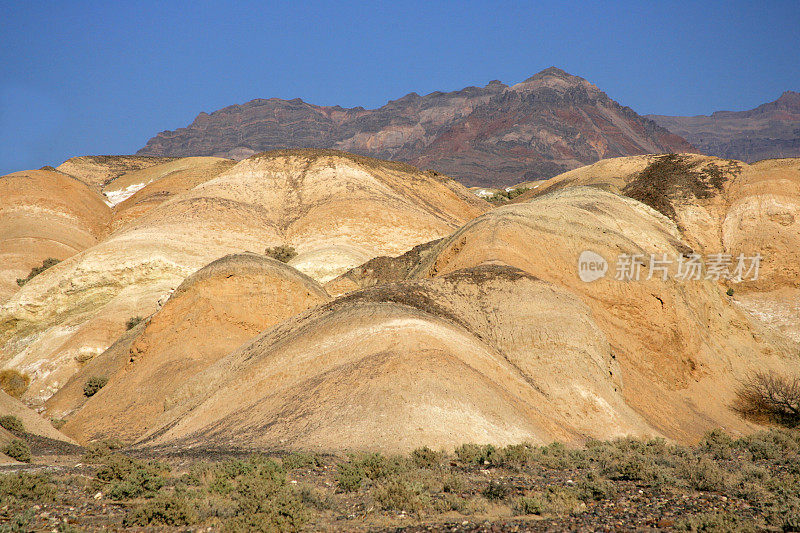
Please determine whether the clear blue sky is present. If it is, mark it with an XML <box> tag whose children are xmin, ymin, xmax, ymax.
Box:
<box><xmin>1</xmin><ymin>0</ymin><xmax>798</xmax><ymax>175</ymax></box>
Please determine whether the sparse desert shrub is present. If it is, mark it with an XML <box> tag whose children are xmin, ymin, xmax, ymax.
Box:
<box><xmin>16</xmin><ymin>257</ymin><xmax>60</xmax><ymax>286</ymax></box>
<box><xmin>0</xmin><ymin>472</ymin><xmax>54</xmax><ymax>502</ymax></box>
<box><xmin>411</xmin><ymin>446</ymin><xmax>443</xmax><ymax>469</ymax></box>
<box><xmin>297</xmin><ymin>485</ymin><xmax>332</xmax><ymax>510</ymax></box>
<box><xmin>454</xmin><ymin>443</ymin><xmax>498</xmax><ymax>466</ymax></box>
<box><xmin>513</xmin><ymin>495</ymin><xmax>543</xmax><ymax>515</ymax></box>
<box><xmin>265</xmin><ymin>245</ymin><xmax>297</xmax><ymax>263</ymax></box>
<box><xmin>0</xmin><ymin>509</ymin><xmax>34</xmax><ymax>532</ymax></box>
<box><xmin>0</xmin><ymin>415</ymin><xmax>24</xmax><ymax>433</ymax></box>
<box><xmin>700</xmin><ymin>429</ymin><xmax>735</xmax><ymax>460</ymax></box>
<box><xmin>0</xmin><ymin>369</ymin><xmax>30</xmax><ymax>398</ymax></box>
<box><xmin>486</xmin><ymin>187</ymin><xmax>530</xmax><ymax>204</ymax></box>
<box><xmin>735</xmin><ymin>428</ymin><xmax>800</xmax><ymax>461</ymax></box>
<box><xmin>726</xmin><ymin>287</ymin><xmax>735</xmax><ymax>297</ymax></box>
<box><xmin>514</xmin><ymin>486</ymin><xmax>582</xmax><ymax>516</ymax></box>
<box><xmin>125</xmin><ymin>316</ymin><xmax>143</xmax><ymax>330</ymax></box>
<box><xmin>123</xmin><ymin>495</ymin><xmax>199</xmax><ymax>527</ymax></box>
<box><xmin>282</xmin><ymin>451</ymin><xmax>323</xmax><ymax>470</ymax></box>
<box><xmin>734</xmin><ymin>371</ymin><xmax>800</xmax><ymax>427</ymax></box>
<box><xmin>217</xmin><ymin>456</ymin><xmax>308</xmax><ymax>532</ymax></box>
<box><xmin>374</xmin><ymin>480</ymin><xmax>429</xmax><ymax>514</ymax></box>
<box><xmin>2</xmin><ymin>439</ymin><xmax>31</xmax><ymax>463</ymax></box>
<box><xmin>93</xmin><ymin>453</ymin><xmax>169</xmax><ymax>499</ymax></box>
<box><xmin>335</xmin><ymin>452</ymin><xmax>404</xmax><ymax>492</ymax></box>
<box><xmin>82</xmin><ymin>439</ymin><xmax>124</xmax><ymax>461</ymax></box>
<box><xmin>223</xmin><ymin>491</ymin><xmax>308</xmax><ymax>533</ymax></box>
<box><xmin>481</xmin><ymin>480</ymin><xmax>508</xmax><ymax>501</ymax></box>
<box><xmin>676</xmin><ymin>455</ymin><xmax>729</xmax><ymax>492</ymax></box>
<box><xmin>83</xmin><ymin>376</ymin><xmax>108</xmax><ymax>397</ymax></box>
<box><xmin>575</xmin><ymin>474</ymin><xmax>617</xmax><ymax>501</ymax></box>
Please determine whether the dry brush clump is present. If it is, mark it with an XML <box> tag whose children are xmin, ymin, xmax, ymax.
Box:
<box><xmin>264</xmin><ymin>245</ymin><xmax>297</xmax><ymax>263</ymax></box>
<box><xmin>733</xmin><ymin>371</ymin><xmax>800</xmax><ymax>427</ymax></box>
<box><xmin>16</xmin><ymin>257</ymin><xmax>60</xmax><ymax>287</ymax></box>
<box><xmin>0</xmin><ymin>369</ymin><xmax>30</xmax><ymax>398</ymax></box>
<box><xmin>0</xmin><ymin>414</ymin><xmax>24</xmax><ymax>433</ymax></box>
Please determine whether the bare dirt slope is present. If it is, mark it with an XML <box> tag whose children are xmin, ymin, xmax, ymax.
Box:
<box><xmin>138</xmin><ymin>187</ymin><xmax>795</xmax><ymax>453</ymax></box>
<box><xmin>0</xmin><ymin>169</ymin><xmax>111</xmax><ymax>302</ymax></box>
<box><xmin>0</xmin><ymin>150</ymin><xmax>486</xmax><ymax>406</ymax></box>
<box><xmin>0</xmin><ymin>391</ymin><xmax>75</xmax><ymax>445</ymax></box>
<box><xmin>49</xmin><ymin>253</ymin><xmax>329</xmax><ymax>443</ymax></box>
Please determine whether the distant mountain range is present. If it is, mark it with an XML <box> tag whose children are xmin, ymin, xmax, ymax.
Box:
<box><xmin>137</xmin><ymin>68</ymin><xmax>694</xmax><ymax>187</ymax></box>
<box><xmin>648</xmin><ymin>91</ymin><xmax>800</xmax><ymax>163</ymax></box>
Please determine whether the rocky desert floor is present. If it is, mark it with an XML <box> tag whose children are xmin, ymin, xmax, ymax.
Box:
<box><xmin>2</xmin><ymin>428</ymin><xmax>800</xmax><ymax>532</ymax></box>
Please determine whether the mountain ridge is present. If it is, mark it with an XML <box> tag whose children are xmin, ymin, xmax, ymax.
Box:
<box><xmin>648</xmin><ymin>90</ymin><xmax>800</xmax><ymax>162</ymax></box>
<box><xmin>138</xmin><ymin>68</ymin><xmax>695</xmax><ymax>187</ymax></box>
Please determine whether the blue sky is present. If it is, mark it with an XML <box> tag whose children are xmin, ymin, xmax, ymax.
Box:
<box><xmin>1</xmin><ymin>0</ymin><xmax>798</xmax><ymax>175</ymax></box>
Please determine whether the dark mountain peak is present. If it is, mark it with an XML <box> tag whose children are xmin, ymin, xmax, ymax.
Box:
<box><xmin>486</xmin><ymin>79</ymin><xmax>505</xmax><ymax>87</ymax></box>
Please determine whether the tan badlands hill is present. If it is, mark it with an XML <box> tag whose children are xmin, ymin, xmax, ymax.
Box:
<box><xmin>0</xmin><ymin>150</ymin><xmax>487</xmax><ymax>405</ymax></box>
<box><xmin>134</xmin><ymin>187</ymin><xmax>795</xmax><ymax>453</ymax></box>
<box><xmin>55</xmin><ymin>155</ymin><xmax>177</xmax><ymax>189</ymax></box>
<box><xmin>514</xmin><ymin>154</ymin><xmax>800</xmax><ymax>342</ymax></box>
<box><xmin>0</xmin><ymin>169</ymin><xmax>111</xmax><ymax>302</ymax></box>
<box><xmin>48</xmin><ymin>253</ymin><xmax>330</xmax><ymax>442</ymax></box>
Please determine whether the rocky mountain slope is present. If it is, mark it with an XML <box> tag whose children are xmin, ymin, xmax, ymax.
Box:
<box><xmin>137</xmin><ymin>68</ymin><xmax>694</xmax><ymax>187</ymax></box>
<box><xmin>649</xmin><ymin>91</ymin><xmax>800</xmax><ymax>162</ymax></box>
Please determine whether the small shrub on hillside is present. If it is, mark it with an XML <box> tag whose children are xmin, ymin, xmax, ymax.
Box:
<box><xmin>16</xmin><ymin>257</ymin><xmax>60</xmax><ymax>286</ymax></box>
<box><xmin>265</xmin><ymin>245</ymin><xmax>297</xmax><ymax>263</ymax></box>
<box><xmin>125</xmin><ymin>316</ymin><xmax>143</xmax><ymax>330</ymax></box>
<box><xmin>2</xmin><ymin>439</ymin><xmax>31</xmax><ymax>463</ymax></box>
<box><xmin>83</xmin><ymin>376</ymin><xmax>108</xmax><ymax>397</ymax></box>
<box><xmin>0</xmin><ymin>369</ymin><xmax>30</xmax><ymax>398</ymax></box>
<box><xmin>0</xmin><ymin>415</ymin><xmax>24</xmax><ymax>433</ymax></box>
<box><xmin>734</xmin><ymin>371</ymin><xmax>800</xmax><ymax>427</ymax></box>
<box><xmin>0</xmin><ymin>472</ymin><xmax>54</xmax><ymax>502</ymax></box>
